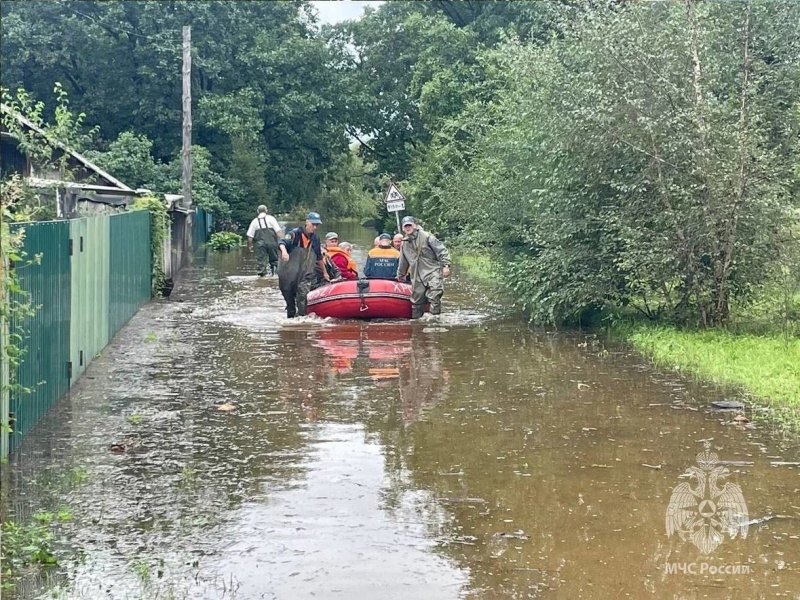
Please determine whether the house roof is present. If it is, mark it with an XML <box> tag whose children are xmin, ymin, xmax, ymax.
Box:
<box><xmin>0</xmin><ymin>103</ymin><xmax>133</xmax><ymax>192</ymax></box>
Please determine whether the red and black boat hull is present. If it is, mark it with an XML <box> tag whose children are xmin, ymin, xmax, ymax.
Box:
<box><xmin>307</xmin><ymin>279</ymin><xmax>415</xmax><ymax>320</ymax></box>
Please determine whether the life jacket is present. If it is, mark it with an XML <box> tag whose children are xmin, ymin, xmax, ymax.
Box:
<box><xmin>365</xmin><ymin>246</ymin><xmax>400</xmax><ymax>279</ymax></box>
<box><xmin>327</xmin><ymin>246</ymin><xmax>357</xmax><ymax>274</ymax></box>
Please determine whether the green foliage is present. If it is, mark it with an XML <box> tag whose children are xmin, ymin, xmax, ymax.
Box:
<box><xmin>410</xmin><ymin>1</ymin><xmax>800</xmax><ymax>327</ymax></box>
<box><xmin>0</xmin><ymin>509</ymin><xmax>73</xmax><ymax>576</ymax></box>
<box><xmin>131</xmin><ymin>195</ymin><xmax>168</xmax><ymax>295</ymax></box>
<box><xmin>224</xmin><ymin>136</ymin><xmax>272</xmax><ymax>228</ymax></box>
<box><xmin>207</xmin><ymin>231</ymin><xmax>242</xmax><ymax>251</ymax></box>
<box><xmin>452</xmin><ymin>251</ymin><xmax>496</xmax><ymax>283</ymax></box>
<box><xmin>1</xmin><ymin>175</ymin><xmax>37</xmax><ymax>435</ymax></box>
<box><xmin>87</xmin><ymin>134</ymin><xmax>230</xmax><ymax>217</ymax></box>
<box><xmin>1</xmin><ymin>85</ymin><xmax>96</xmax><ymax>221</ymax></box>
<box><xmin>318</xmin><ymin>148</ymin><xmax>382</xmax><ymax>220</ymax></box>
<box><xmin>1</xmin><ymin>83</ymin><xmax>99</xmax><ymax>180</ymax></box>
<box><xmin>326</xmin><ymin>1</ymin><xmax>559</xmax><ymax>180</ymax></box>
<box><xmin>1</xmin><ymin>1</ymin><xmax>354</xmax><ymax>217</ymax></box>
<box><xmin>84</xmin><ymin>131</ymin><xmax>159</xmax><ymax>190</ymax></box>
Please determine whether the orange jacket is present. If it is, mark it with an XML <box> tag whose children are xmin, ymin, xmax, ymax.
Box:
<box><xmin>367</xmin><ymin>247</ymin><xmax>401</xmax><ymax>259</ymax></box>
<box><xmin>327</xmin><ymin>246</ymin><xmax>358</xmax><ymax>278</ymax></box>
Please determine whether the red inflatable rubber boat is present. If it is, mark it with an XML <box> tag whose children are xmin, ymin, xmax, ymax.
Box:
<box><xmin>307</xmin><ymin>279</ymin><xmax>415</xmax><ymax>320</ymax></box>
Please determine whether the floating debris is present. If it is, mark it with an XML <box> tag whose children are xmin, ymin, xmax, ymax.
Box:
<box><xmin>711</xmin><ymin>400</ymin><xmax>745</xmax><ymax>411</ymax></box>
<box><xmin>493</xmin><ymin>530</ymin><xmax>528</xmax><ymax>540</ymax></box>
<box><xmin>439</xmin><ymin>496</ymin><xmax>487</xmax><ymax>504</ymax></box>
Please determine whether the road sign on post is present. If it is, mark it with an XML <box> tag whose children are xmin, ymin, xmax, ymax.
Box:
<box><xmin>384</xmin><ymin>183</ymin><xmax>406</xmax><ymax>230</ymax></box>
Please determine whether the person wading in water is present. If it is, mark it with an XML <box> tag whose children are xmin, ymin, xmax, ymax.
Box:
<box><xmin>277</xmin><ymin>212</ymin><xmax>328</xmax><ymax>318</ymax></box>
<box><xmin>246</xmin><ymin>205</ymin><xmax>283</xmax><ymax>276</ymax></box>
<box><xmin>396</xmin><ymin>216</ymin><xmax>451</xmax><ymax>318</ymax></box>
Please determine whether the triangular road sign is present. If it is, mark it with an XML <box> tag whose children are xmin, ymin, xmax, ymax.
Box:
<box><xmin>384</xmin><ymin>183</ymin><xmax>405</xmax><ymax>204</ymax></box>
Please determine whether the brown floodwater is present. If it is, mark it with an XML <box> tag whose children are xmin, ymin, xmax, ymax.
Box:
<box><xmin>2</xmin><ymin>222</ymin><xmax>799</xmax><ymax>599</ymax></box>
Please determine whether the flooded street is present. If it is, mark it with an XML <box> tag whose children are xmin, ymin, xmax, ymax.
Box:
<box><xmin>3</xmin><ymin>222</ymin><xmax>799</xmax><ymax>599</ymax></box>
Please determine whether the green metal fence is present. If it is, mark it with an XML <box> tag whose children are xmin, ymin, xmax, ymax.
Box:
<box><xmin>109</xmin><ymin>211</ymin><xmax>151</xmax><ymax>338</ymax></box>
<box><xmin>5</xmin><ymin>211</ymin><xmax>152</xmax><ymax>454</ymax></box>
<box><xmin>70</xmin><ymin>216</ymin><xmax>111</xmax><ymax>385</ymax></box>
<box><xmin>8</xmin><ymin>221</ymin><xmax>72</xmax><ymax>452</ymax></box>
<box><xmin>193</xmin><ymin>207</ymin><xmax>212</xmax><ymax>247</ymax></box>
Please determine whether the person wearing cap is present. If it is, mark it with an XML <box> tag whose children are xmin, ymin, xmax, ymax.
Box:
<box><xmin>246</xmin><ymin>205</ymin><xmax>283</xmax><ymax>276</ymax></box>
<box><xmin>396</xmin><ymin>216</ymin><xmax>451</xmax><ymax>318</ymax></box>
<box><xmin>325</xmin><ymin>232</ymin><xmax>358</xmax><ymax>280</ymax></box>
<box><xmin>365</xmin><ymin>233</ymin><xmax>401</xmax><ymax>280</ymax></box>
<box><xmin>277</xmin><ymin>212</ymin><xmax>327</xmax><ymax>317</ymax></box>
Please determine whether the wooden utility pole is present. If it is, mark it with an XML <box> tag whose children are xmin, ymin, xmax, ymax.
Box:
<box><xmin>182</xmin><ymin>25</ymin><xmax>192</xmax><ymax>208</ymax></box>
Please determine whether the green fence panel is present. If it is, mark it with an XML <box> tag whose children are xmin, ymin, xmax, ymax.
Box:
<box><xmin>192</xmin><ymin>208</ymin><xmax>215</xmax><ymax>249</ymax></box>
<box><xmin>9</xmin><ymin>221</ymin><xmax>71</xmax><ymax>452</ymax></box>
<box><xmin>193</xmin><ymin>208</ymin><xmax>206</xmax><ymax>248</ymax></box>
<box><xmin>88</xmin><ymin>216</ymin><xmax>111</xmax><ymax>356</ymax></box>
<box><xmin>108</xmin><ymin>211</ymin><xmax>151</xmax><ymax>337</ymax></box>
<box><xmin>69</xmin><ymin>216</ymin><xmax>111</xmax><ymax>385</ymax></box>
<box><xmin>69</xmin><ymin>218</ymin><xmax>88</xmax><ymax>384</ymax></box>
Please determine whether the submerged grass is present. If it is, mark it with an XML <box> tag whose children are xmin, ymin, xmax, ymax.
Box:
<box><xmin>621</xmin><ymin>324</ymin><xmax>800</xmax><ymax>426</ymax></box>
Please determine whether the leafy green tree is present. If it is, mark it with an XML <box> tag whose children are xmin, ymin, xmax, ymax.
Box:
<box><xmin>318</xmin><ymin>148</ymin><xmax>381</xmax><ymax>220</ymax></box>
<box><xmin>222</xmin><ymin>136</ymin><xmax>272</xmax><ymax>228</ymax></box>
<box><xmin>1</xmin><ymin>1</ymin><xmax>353</xmax><ymax>217</ymax></box>
<box><xmin>326</xmin><ymin>1</ymin><xmax>559</xmax><ymax>181</ymax></box>
<box><xmin>414</xmin><ymin>1</ymin><xmax>800</xmax><ymax>326</ymax></box>
<box><xmin>83</xmin><ymin>132</ymin><xmax>159</xmax><ymax>190</ymax></box>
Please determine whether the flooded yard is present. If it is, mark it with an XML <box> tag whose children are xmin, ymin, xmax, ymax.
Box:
<box><xmin>2</xmin><ymin>223</ymin><xmax>799</xmax><ymax>599</ymax></box>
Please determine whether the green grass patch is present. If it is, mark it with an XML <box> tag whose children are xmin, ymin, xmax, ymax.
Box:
<box><xmin>452</xmin><ymin>251</ymin><xmax>496</xmax><ymax>282</ymax></box>
<box><xmin>621</xmin><ymin>324</ymin><xmax>800</xmax><ymax>424</ymax></box>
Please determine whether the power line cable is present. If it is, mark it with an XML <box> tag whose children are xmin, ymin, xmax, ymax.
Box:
<box><xmin>65</xmin><ymin>5</ymin><xmax>181</xmax><ymax>44</ymax></box>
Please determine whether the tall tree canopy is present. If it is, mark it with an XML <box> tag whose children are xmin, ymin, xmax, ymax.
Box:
<box><xmin>1</xmin><ymin>0</ymin><xmax>369</xmax><ymax>222</ymax></box>
<box><xmin>403</xmin><ymin>1</ymin><xmax>800</xmax><ymax>326</ymax></box>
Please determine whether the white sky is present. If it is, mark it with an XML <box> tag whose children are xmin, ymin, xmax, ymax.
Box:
<box><xmin>310</xmin><ymin>1</ymin><xmax>384</xmax><ymax>25</ymax></box>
